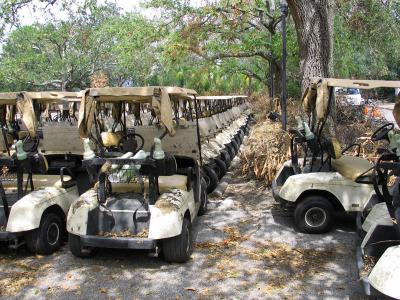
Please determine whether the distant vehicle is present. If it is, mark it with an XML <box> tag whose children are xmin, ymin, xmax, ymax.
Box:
<box><xmin>336</xmin><ymin>87</ymin><xmax>365</xmax><ymax>105</ymax></box>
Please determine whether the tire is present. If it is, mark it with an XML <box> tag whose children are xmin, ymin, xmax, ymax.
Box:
<box><xmin>214</xmin><ymin>158</ymin><xmax>227</xmax><ymax>179</ymax></box>
<box><xmin>162</xmin><ymin>217</ymin><xmax>193</xmax><ymax>263</ymax></box>
<box><xmin>225</xmin><ymin>144</ymin><xmax>236</xmax><ymax>161</ymax></box>
<box><xmin>198</xmin><ymin>178</ymin><xmax>208</xmax><ymax>216</ymax></box>
<box><xmin>294</xmin><ymin>195</ymin><xmax>335</xmax><ymax>234</ymax></box>
<box><xmin>203</xmin><ymin>165</ymin><xmax>218</xmax><ymax>193</ymax></box>
<box><xmin>233</xmin><ymin>134</ymin><xmax>240</xmax><ymax>146</ymax></box>
<box><xmin>25</xmin><ymin>213</ymin><xmax>64</xmax><ymax>255</ymax></box>
<box><xmin>220</xmin><ymin>151</ymin><xmax>231</xmax><ymax>168</ymax></box>
<box><xmin>230</xmin><ymin>140</ymin><xmax>239</xmax><ymax>155</ymax></box>
<box><xmin>239</xmin><ymin>130</ymin><xmax>245</xmax><ymax>141</ymax></box>
<box><xmin>69</xmin><ymin>233</ymin><xmax>96</xmax><ymax>258</ymax></box>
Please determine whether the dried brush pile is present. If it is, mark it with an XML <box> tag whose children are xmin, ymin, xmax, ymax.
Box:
<box><xmin>240</xmin><ymin>96</ymin><xmax>298</xmax><ymax>186</ymax></box>
<box><xmin>240</xmin><ymin>94</ymin><xmax>387</xmax><ymax>185</ymax></box>
<box><xmin>240</xmin><ymin>121</ymin><xmax>291</xmax><ymax>185</ymax></box>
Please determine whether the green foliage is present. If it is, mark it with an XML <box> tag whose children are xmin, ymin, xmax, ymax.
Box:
<box><xmin>0</xmin><ymin>0</ymin><xmax>399</xmax><ymax>96</ymax></box>
<box><xmin>334</xmin><ymin>0</ymin><xmax>400</xmax><ymax>79</ymax></box>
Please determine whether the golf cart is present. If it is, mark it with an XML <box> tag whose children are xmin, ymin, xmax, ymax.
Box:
<box><xmin>37</xmin><ymin>91</ymin><xmax>85</xmax><ymax>174</ymax></box>
<box><xmin>272</xmin><ymin>78</ymin><xmax>400</xmax><ymax>233</ymax></box>
<box><xmin>355</xmin><ymin>102</ymin><xmax>400</xmax><ymax>299</ymax></box>
<box><xmin>0</xmin><ymin>91</ymin><xmax>80</xmax><ymax>254</ymax></box>
<box><xmin>67</xmin><ymin>86</ymin><xmax>207</xmax><ymax>262</ymax></box>
<box><xmin>197</xmin><ymin>95</ymin><xmax>252</xmax><ymax>192</ymax></box>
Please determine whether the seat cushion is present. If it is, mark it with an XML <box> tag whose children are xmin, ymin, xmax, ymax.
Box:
<box><xmin>111</xmin><ymin>174</ymin><xmax>187</xmax><ymax>194</ymax></box>
<box><xmin>331</xmin><ymin>155</ymin><xmax>373</xmax><ymax>181</ymax></box>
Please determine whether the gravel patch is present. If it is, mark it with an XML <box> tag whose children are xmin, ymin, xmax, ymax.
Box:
<box><xmin>0</xmin><ymin>157</ymin><xmax>365</xmax><ymax>300</ymax></box>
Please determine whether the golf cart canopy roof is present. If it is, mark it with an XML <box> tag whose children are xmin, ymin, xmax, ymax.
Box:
<box><xmin>0</xmin><ymin>91</ymin><xmax>82</xmax><ymax>105</ymax></box>
<box><xmin>87</xmin><ymin>86</ymin><xmax>197</xmax><ymax>102</ymax></box>
<box><xmin>196</xmin><ymin>95</ymin><xmax>248</xmax><ymax>100</ymax></box>
<box><xmin>314</xmin><ymin>78</ymin><xmax>400</xmax><ymax>89</ymax></box>
<box><xmin>78</xmin><ymin>86</ymin><xmax>197</xmax><ymax>138</ymax></box>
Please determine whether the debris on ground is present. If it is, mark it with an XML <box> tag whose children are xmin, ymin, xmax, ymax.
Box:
<box><xmin>97</xmin><ymin>229</ymin><xmax>149</xmax><ymax>238</ymax></box>
<box><xmin>360</xmin><ymin>255</ymin><xmax>377</xmax><ymax>279</ymax></box>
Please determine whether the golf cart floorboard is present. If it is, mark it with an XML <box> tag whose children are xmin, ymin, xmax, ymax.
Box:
<box><xmin>80</xmin><ymin>235</ymin><xmax>156</xmax><ymax>250</ymax></box>
<box><xmin>0</xmin><ymin>230</ymin><xmax>18</xmax><ymax>241</ymax></box>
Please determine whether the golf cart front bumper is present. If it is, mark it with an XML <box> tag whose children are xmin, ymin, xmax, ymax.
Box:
<box><xmin>80</xmin><ymin>235</ymin><xmax>156</xmax><ymax>250</ymax></box>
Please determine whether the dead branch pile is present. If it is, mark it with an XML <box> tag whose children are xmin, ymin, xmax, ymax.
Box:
<box><xmin>240</xmin><ymin>94</ymin><xmax>387</xmax><ymax>185</ymax></box>
<box><xmin>240</xmin><ymin>120</ymin><xmax>291</xmax><ymax>186</ymax></box>
<box><xmin>240</xmin><ymin>96</ymin><xmax>297</xmax><ymax>186</ymax></box>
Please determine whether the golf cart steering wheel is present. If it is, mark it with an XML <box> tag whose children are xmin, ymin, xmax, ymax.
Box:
<box><xmin>371</xmin><ymin>123</ymin><xmax>394</xmax><ymax>142</ymax></box>
<box><xmin>118</xmin><ymin>133</ymin><xmax>144</xmax><ymax>154</ymax></box>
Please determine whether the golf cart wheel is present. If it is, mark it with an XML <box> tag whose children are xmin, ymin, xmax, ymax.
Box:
<box><xmin>221</xmin><ymin>151</ymin><xmax>231</xmax><ymax>168</ymax></box>
<box><xmin>294</xmin><ymin>195</ymin><xmax>334</xmax><ymax>234</ymax></box>
<box><xmin>162</xmin><ymin>217</ymin><xmax>193</xmax><ymax>263</ymax></box>
<box><xmin>198</xmin><ymin>178</ymin><xmax>208</xmax><ymax>216</ymax></box>
<box><xmin>215</xmin><ymin>158</ymin><xmax>227</xmax><ymax>179</ymax></box>
<box><xmin>69</xmin><ymin>233</ymin><xmax>96</xmax><ymax>258</ymax></box>
<box><xmin>25</xmin><ymin>213</ymin><xmax>64</xmax><ymax>255</ymax></box>
<box><xmin>230</xmin><ymin>140</ymin><xmax>239</xmax><ymax>155</ymax></box>
<box><xmin>225</xmin><ymin>144</ymin><xmax>236</xmax><ymax>161</ymax></box>
<box><xmin>234</xmin><ymin>135</ymin><xmax>241</xmax><ymax>147</ymax></box>
<box><xmin>203</xmin><ymin>165</ymin><xmax>218</xmax><ymax>194</ymax></box>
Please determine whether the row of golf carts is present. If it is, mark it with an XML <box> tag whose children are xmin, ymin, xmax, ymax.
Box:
<box><xmin>272</xmin><ymin>78</ymin><xmax>400</xmax><ymax>299</ymax></box>
<box><xmin>0</xmin><ymin>87</ymin><xmax>254</xmax><ymax>263</ymax></box>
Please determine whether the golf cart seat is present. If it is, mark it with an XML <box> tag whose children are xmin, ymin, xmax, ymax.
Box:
<box><xmin>331</xmin><ymin>156</ymin><xmax>373</xmax><ymax>182</ymax></box>
<box><xmin>101</xmin><ymin>132</ymin><xmax>123</xmax><ymax>147</ymax></box>
<box><xmin>111</xmin><ymin>175</ymin><xmax>188</xmax><ymax>193</ymax></box>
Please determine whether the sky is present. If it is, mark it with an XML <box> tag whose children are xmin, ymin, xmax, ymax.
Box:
<box><xmin>18</xmin><ymin>0</ymin><xmax>149</xmax><ymax>26</ymax></box>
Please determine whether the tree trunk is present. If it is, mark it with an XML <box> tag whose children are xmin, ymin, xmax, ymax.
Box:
<box><xmin>287</xmin><ymin>0</ymin><xmax>334</xmax><ymax>93</ymax></box>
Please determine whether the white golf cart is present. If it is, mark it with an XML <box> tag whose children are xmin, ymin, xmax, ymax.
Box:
<box><xmin>0</xmin><ymin>91</ymin><xmax>80</xmax><ymax>254</ymax></box>
<box><xmin>196</xmin><ymin>95</ymin><xmax>253</xmax><ymax>192</ymax></box>
<box><xmin>67</xmin><ymin>86</ymin><xmax>207</xmax><ymax>262</ymax></box>
<box><xmin>355</xmin><ymin>102</ymin><xmax>400</xmax><ymax>299</ymax></box>
<box><xmin>272</xmin><ymin>78</ymin><xmax>400</xmax><ymax>233</ymax></box>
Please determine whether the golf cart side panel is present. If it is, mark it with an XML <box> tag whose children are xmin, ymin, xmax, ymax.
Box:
<box><xmin>6</xmin><ymin>186</ymin><xmax>78</xmax><ymax>232</ymax></box>
<box><xmin>279</xmin><ymin>172</ymin><xmax>375</xmax><ymax>211</ymax></box>
<box><xmin>369</xmin><ymin>245</ymin><xmax>400</xmax><ymax>299</ymax></box>
<box><xmin>67</xmin><ymin>189</ymin><xmax>98</xmax><ymax>235</ymax></box>
<box><xmin>361</xmin><ymin>202</ymin><xmax>393</xmax><ymax>232</ymax></box>
<box><xmin>149</xmin><ymin>190</ymin><xmax>195</xmax><ymax>239</ymax></box>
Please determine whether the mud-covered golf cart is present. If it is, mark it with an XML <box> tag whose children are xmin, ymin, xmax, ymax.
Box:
<box><xmin>67</xmin><ymin>86</ymin><xmax>208</xmax><ymax>262</ymax></box>
<box><xmin>196</xmin><ymin>95</ymin><xmax>253</xmax><ymax>192</ymax></box>
<box><xmin>272</xmin><ymin>78</ymin><xmax>400</xmax><ymax>233</ymax></box>
<box><xmin>0</xmin><ymin>91</ymin><xmax>80</xmax><ymax>254</ymax></box>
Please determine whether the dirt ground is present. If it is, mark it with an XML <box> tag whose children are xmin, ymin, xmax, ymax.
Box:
<box><xmin>0</xmin><ymin>158</ymin><xmax>365</xmax><ymax>300</ymax></box>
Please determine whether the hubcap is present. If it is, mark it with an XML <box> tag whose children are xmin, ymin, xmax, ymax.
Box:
<box><xmin>305</xmin><ymin>207</ymin><xmax>327</xmax><ymax>228</ymax></box>
<box><xmin>47</xmin><ymin>222</ymin><xmax>60</xmax><ymax>246</ymax></box>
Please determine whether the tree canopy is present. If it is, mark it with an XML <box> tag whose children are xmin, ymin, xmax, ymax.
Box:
<box><xmin>0</xmin><ymin>0</ymin><xmax>399</xmax><ymax>96</ymax></box>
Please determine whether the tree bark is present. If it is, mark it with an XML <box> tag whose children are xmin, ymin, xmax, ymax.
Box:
<box><xmin>287</xmin><ymin>0</ymin><xmax>334</xmax><ymax>93</ymax></box>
